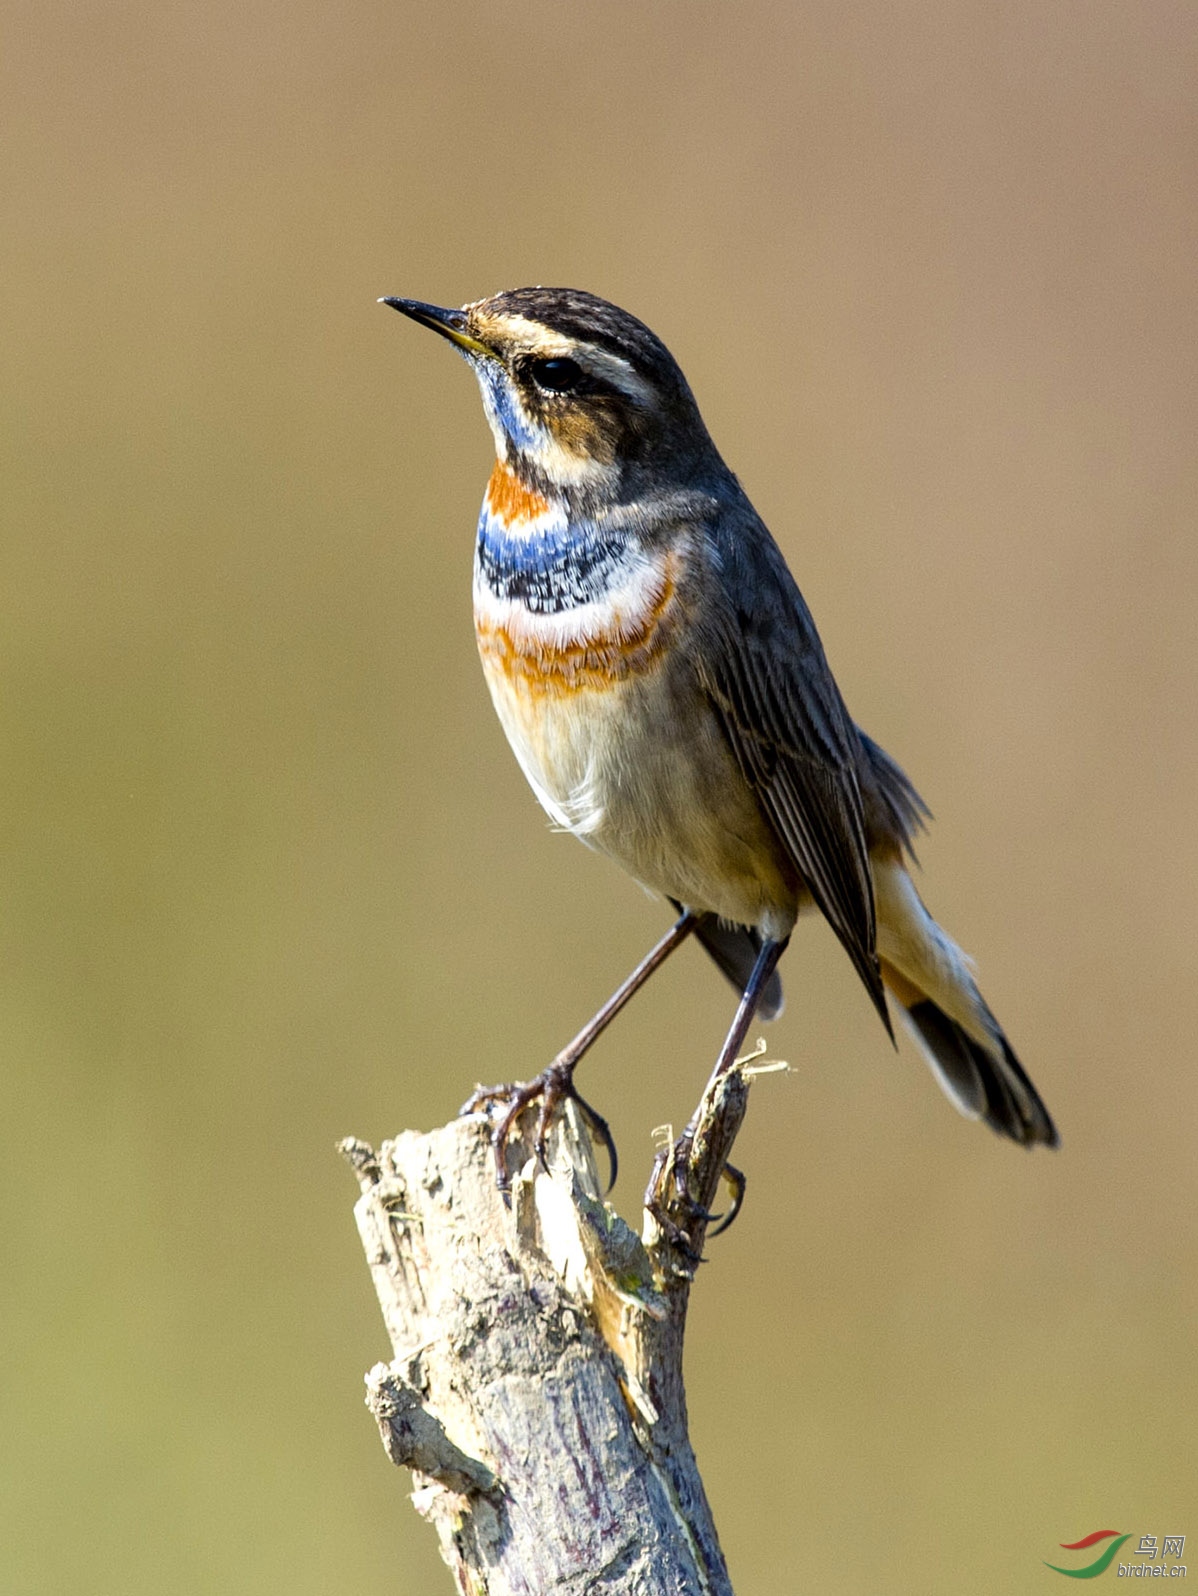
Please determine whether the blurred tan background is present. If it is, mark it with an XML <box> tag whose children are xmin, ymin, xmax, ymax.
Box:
<box><xmin>3</xmin><ymin>0</ymin><xmax>1196</xmax><ymax>1590</ymax></box>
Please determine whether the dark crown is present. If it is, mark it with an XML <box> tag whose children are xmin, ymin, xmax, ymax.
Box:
<box><xmin>473</xmin><ymin>288</ymin><xmax>695</xmax><ymax>407</ymax></box>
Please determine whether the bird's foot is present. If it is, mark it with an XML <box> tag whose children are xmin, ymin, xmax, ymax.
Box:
<box><xmin>460</xmin><ymin>1061</ymin><xmax>617</xmax><ymax>1206</ymax></box>
<box><xmin>643</xmin><ymin>1131</ymin><xmax>747</xmax><ymax>1264</ymax></box>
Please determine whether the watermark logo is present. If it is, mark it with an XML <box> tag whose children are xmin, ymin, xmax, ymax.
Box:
<box><xmin>1045</xmin><ymin>1531</ymin><xmax>1186</xmax><ymax>1579</ymax></box>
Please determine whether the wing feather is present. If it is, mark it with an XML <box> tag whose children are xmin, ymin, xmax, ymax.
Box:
<box><xmin>696</xmin><ymin>522</ymin><xmax>892</xmax><ymax>1032</ymax></box>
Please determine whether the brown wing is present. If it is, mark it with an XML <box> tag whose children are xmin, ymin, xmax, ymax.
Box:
<box><xmin>696</xmin><ymin>523</ymin><xmax>892</xmax><ymax>1033</ymax></box>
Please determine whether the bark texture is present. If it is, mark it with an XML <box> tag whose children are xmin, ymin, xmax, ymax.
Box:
<box><xmin>341</xmin><ymin>1059</ymin><xmax>759</xmax><ymax>1595</ymax></box>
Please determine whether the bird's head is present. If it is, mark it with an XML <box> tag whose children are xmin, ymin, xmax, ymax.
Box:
<box><xmin>382</xmin><ymin>287</ymin><xmax>720</xmax><ymax>501</ymax></box>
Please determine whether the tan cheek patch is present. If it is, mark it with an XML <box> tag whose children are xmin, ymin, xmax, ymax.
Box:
<box><xmin>543</xmin><ymin>404</ymin><xmax>619</xmax><ymax>467</ymax></box>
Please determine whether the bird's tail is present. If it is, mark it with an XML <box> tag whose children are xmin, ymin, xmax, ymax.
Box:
<box><xmin>873</xmin><ymin>859</ymin><xmax>1058</xmax><ymax>1148</ymax></box>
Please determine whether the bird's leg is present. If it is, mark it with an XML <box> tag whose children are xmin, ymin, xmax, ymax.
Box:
<box><xmin>462</xmin><ymin>909</ymin><xmax>700</xmax><ymax>1202</ymax></box>
<box><xmin>646</xmin><ymin>934</ymin><xmax>788</xmax><ymax>1255</ymax></box>
<box><xmin>671</xmin><ymin>933</ymin><xmax>789</xmax><ymax>1210</ymax></box>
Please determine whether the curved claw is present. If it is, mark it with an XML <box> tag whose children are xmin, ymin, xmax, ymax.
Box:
<box><xmin>461</xmin><ymin>1064</ymin><xmax>619</xmax><ymax>1202</ymax></box>
<box><xmin>705</xmin><ymin>1162</ymin><xmax>746</xmax><ymax>1238</ymax></box>
<box><xmin>570</xmin><ymin>1087</ymin><xmax>618</xmax><ymax>1193</ymax></box>
<box><xmin>651</xmin><ymin>1135</ymin><xmax>743</xmax><ymax>1247</ymax></box>
<box><xmin>653</xmin><ymin>1216</ymin><xmax>704</xmax><ymax>1267</ymax></box>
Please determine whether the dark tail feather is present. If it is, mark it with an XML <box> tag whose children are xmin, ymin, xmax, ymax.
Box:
<box><xmin>902</xmin><ymin>999</ymin><xmax>1058</xmax><ymax>1148</ymax></box>
<box><xmin>671</xmin><ymin>901</ymin><xmax>784</xmax><ymax>1022</ymax></box>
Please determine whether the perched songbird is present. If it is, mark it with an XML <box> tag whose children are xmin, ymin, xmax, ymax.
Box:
<box><xmin>382</xmin><ymin>287</ymin><xmax>1057</xmax><ymax>1223</ymax></box>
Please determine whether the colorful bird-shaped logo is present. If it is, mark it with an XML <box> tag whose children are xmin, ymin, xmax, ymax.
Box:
<box><xmin>1044</xmin><ymin>1530</ymin><xmax>1132</xmax><ymax>1578</ymax></box>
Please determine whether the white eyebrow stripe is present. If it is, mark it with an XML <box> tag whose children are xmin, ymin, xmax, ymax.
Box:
<box><xmin>477</xmin><ymin>312</ymin><xmax>657</xmax><ymax>407</ymax></box>
<box><xmin>579</xmin><ymin>347</ymin><xmax>656</xmax><ymax>406</ymax></box>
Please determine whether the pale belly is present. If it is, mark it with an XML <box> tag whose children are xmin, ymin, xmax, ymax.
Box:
<box><xmin>477</xmin><ymin>641</ymin><xmax>801</xmax><ymax>940</ymax></box>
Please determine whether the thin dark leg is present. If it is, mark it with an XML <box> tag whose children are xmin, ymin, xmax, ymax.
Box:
<box><xmin>550</xmin><ymin>908</ymin><xmax>701</xmax><ymax>1077</ymax></box>
<box><xmin>646</xmin><ymin>933</ymin><xmax>789</xmax><ymax>1250</ymax></box>
<box><xmin>699</xmin><ymin>934</ymin><xmax>789</xmax><ymax>1095</ymax></box>
<box><xmin>462</xmin><ymin>908</ymin><xmax>700</xmax><ymax>1200</ymax></box>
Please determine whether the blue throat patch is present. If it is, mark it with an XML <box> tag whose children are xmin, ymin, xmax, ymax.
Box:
<box><xmin>476</xmin><ymin>363</ymin><xmax>541</xmax><ymax>455</ymax></box>
<box><xmin>476</xmin><ymin>504</ymin><xmax>631</xmax><ymax>614</ymax></box>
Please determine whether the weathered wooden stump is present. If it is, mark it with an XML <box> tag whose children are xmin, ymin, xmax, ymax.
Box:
<box><xmin>341</xmin><ymin>1051</ymin><xmax>771</xmax><ymax>1594</ymax></box>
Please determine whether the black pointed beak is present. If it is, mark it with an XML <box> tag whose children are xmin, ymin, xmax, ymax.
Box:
<box><xmin>379</xmin><ymin>297</ymin><xmax>494</xmax><ymax>358</ymax></box>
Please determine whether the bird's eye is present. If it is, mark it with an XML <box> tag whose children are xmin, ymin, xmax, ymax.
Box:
<box><xmin>528</xmin><ymin>356</ymin><xmax>584</xmax><ymax>393</ymax></box>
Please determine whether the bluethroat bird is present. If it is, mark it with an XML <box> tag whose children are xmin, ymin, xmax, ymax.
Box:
<box><xmin>382</xmin><ymin>287</ymin><xmax>1057</xmax><ymax>1235</ymax></box>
